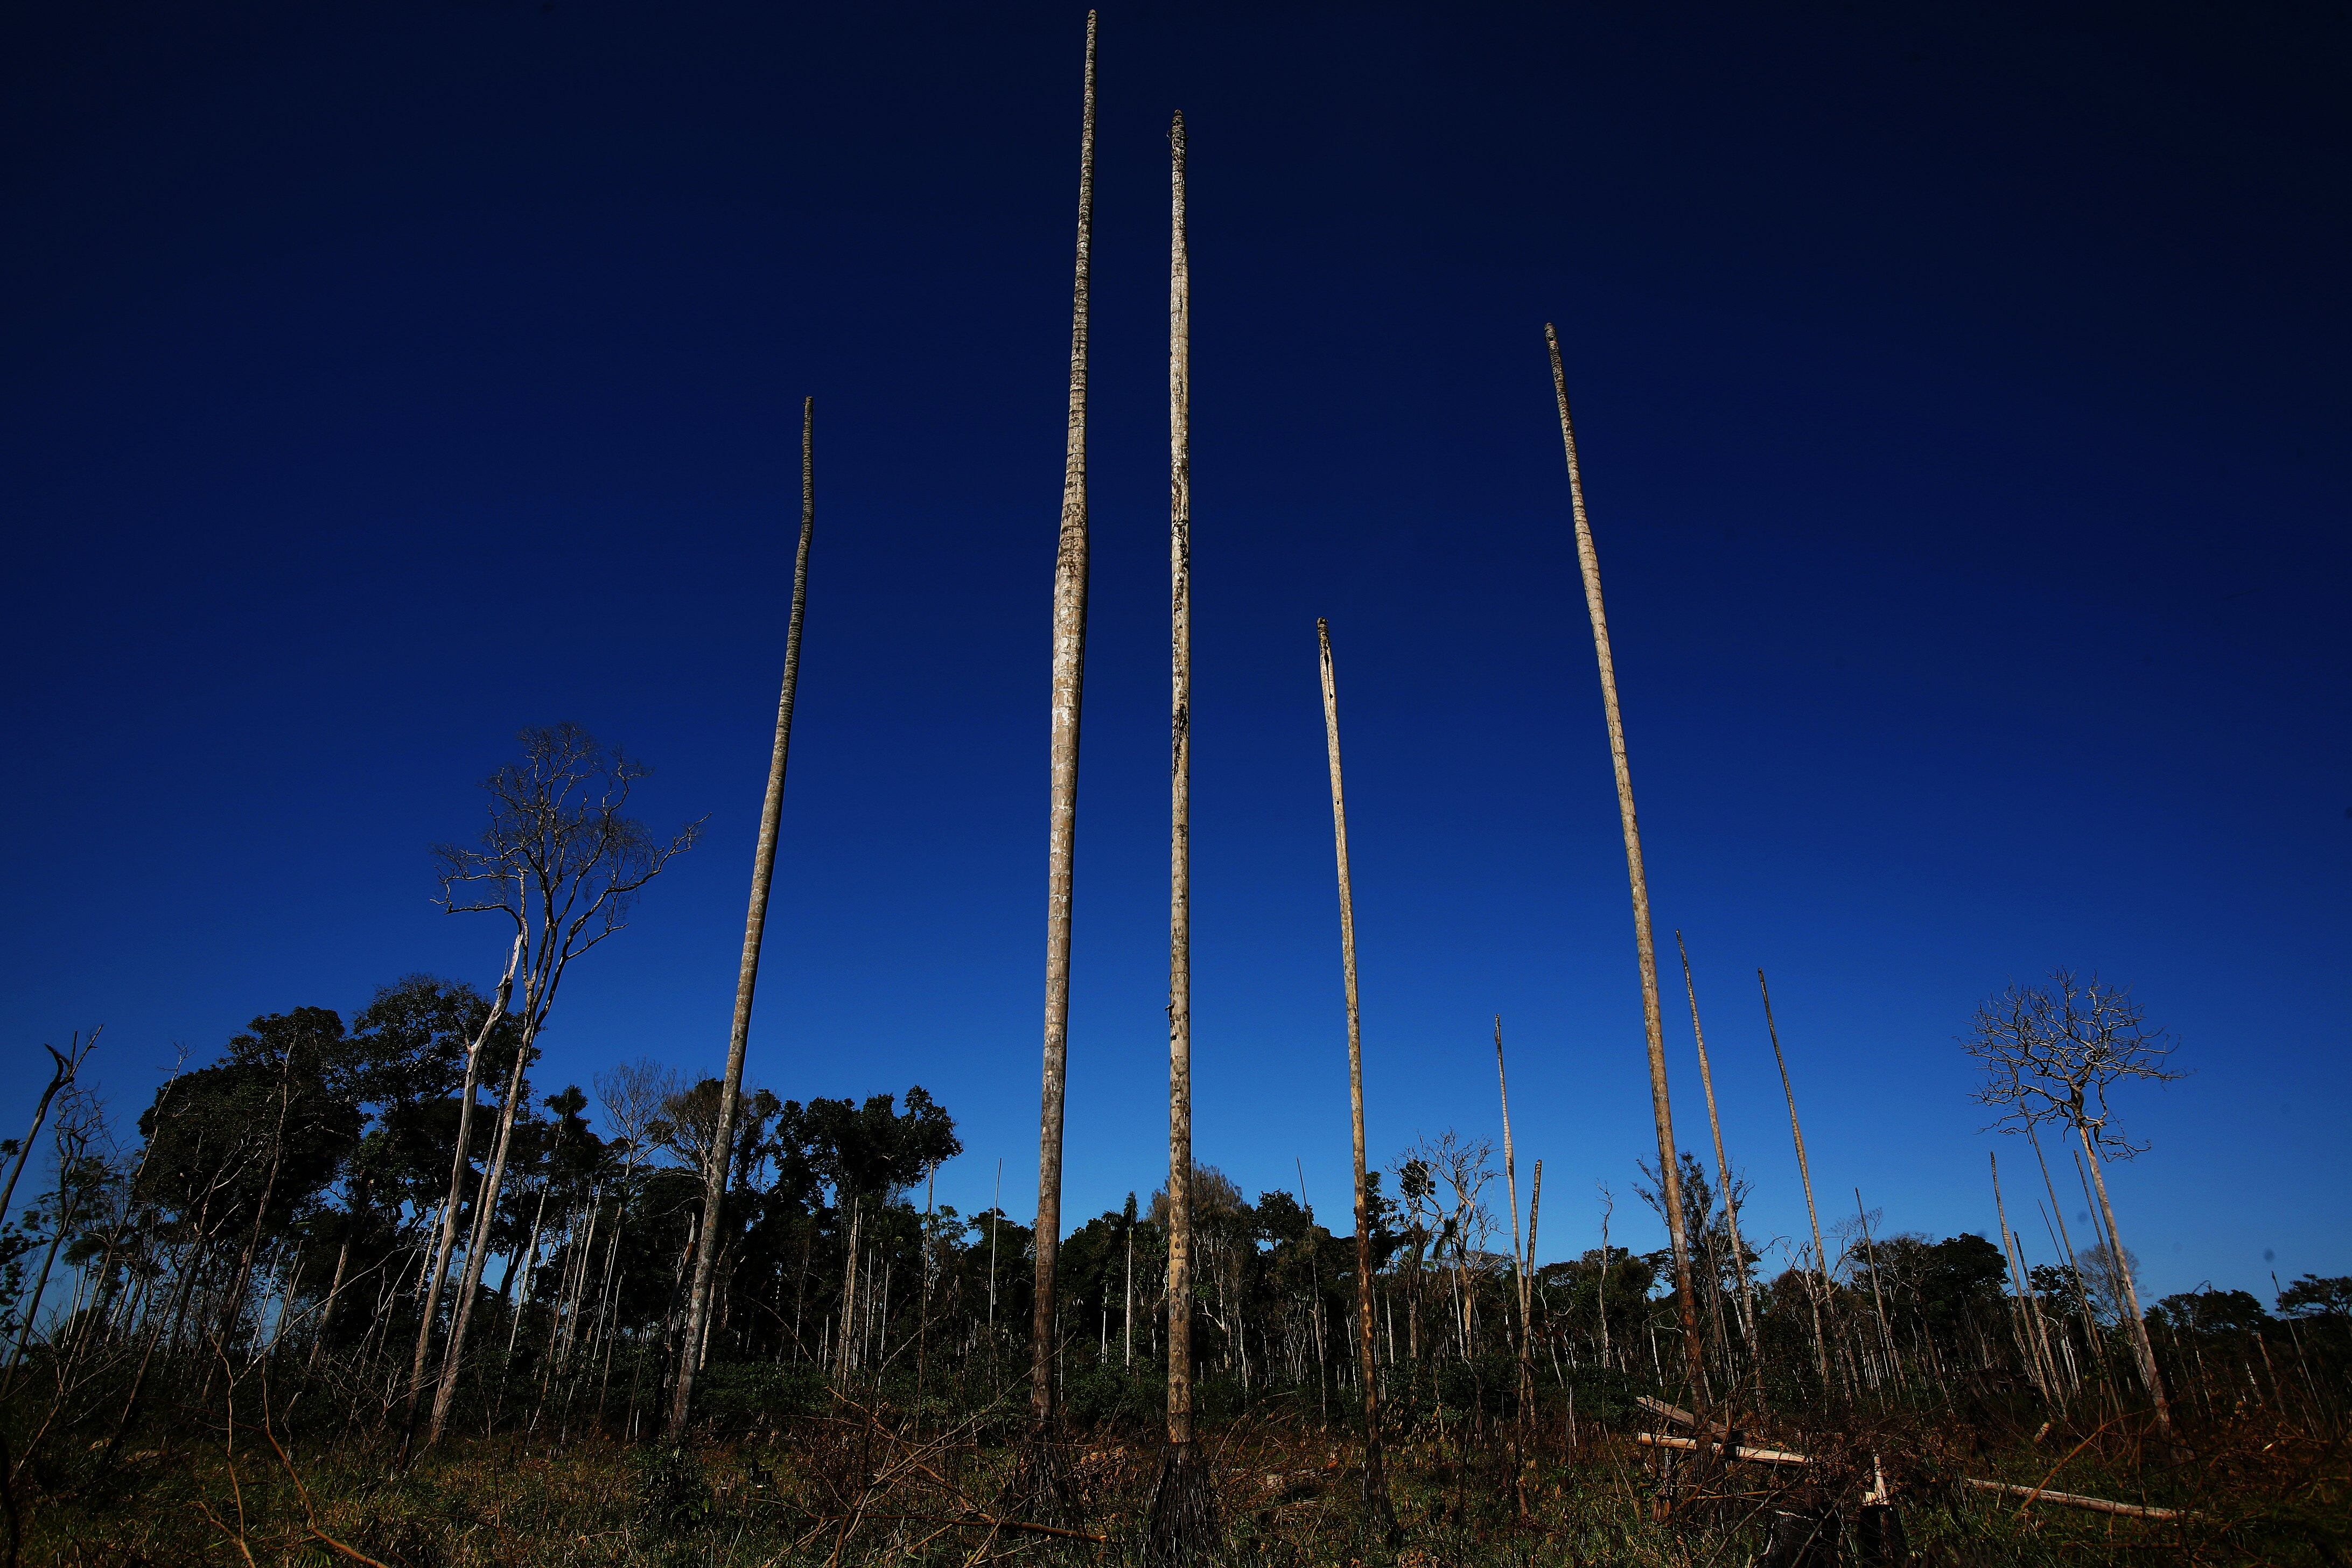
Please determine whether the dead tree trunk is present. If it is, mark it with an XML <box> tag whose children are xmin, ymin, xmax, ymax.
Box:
<box><xmin>1494</xmin><ymin>1018</ymin><xmax>1537</xmax><ymax>1435</ymax></box>
<box><xmin>1542</xmin><ymin>323</ymin><xmax>1706</xmax><ymax>1397</ymax></box>
<box><xmin>1759</xmin><ymin>969</ymin><xmax>1832</xmax><ymax>1392</ymax></box>
<box><xmin>405</xmin><ymin>935</ymin><xmax>520</xmax><ymax>1435</ymax></box>
<box><xmin>427</xmin><ymin>1009</ymin><xmax>536</xmax><ymax>1445</ymax></box>
<box><xmin>1314</xmin><ymin>618</ymin><xmax>1397</xmax><ymax>1538</ymax></box>
<box><xmin>669</xmin><ymin>395</ymin><xmax>819</xmax><ymax>1439</ymax></box>
<box><xmin>1027</xmin><ymin>9</ymin><xmax>1096</xmax><ymax>1486</ymax></box>
<box><xmin>1676</xmin><ymin>932</ymin><xmax>1762</xmax><ymax>1404</ymax></box>
<box><xmin>1147</xmin><ymin>103</ymin><xmax>1217</xmax><ymax>1565</ymax></box>
<box><xmin>2077</xmin><ymin>1123</ymin><xmax>2171</xmax><ymax>1431</ymax></box>
<box><xmin>0</xmin><ymin>1038</ymin><xmax>88</xmax><ymax>1233</ymax></box>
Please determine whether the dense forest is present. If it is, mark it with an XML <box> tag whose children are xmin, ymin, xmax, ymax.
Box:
<box><xmin>2</xmin><ymin>952</ymin><xmax>2347</xmax><ymax>1563</ymax></box>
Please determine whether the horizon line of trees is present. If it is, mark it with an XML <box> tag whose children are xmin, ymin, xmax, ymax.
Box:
<box><xmin>3</xmin><ymin>985</ymin><xmax>2345</xmax><ymax>1474</ymax></box>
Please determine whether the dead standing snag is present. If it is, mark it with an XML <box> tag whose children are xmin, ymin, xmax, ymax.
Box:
<box><xmin>670</xmin><ymin>395</ymin><xmax>820</xmax><ymax>1439</ymax></box>
<box><xmin>1760</xmin><ymin>968</ymin><xmax>1833</xmax><ymax>1392</ymax></box>
<box><xmin>1542</xmin><ymin>323</ymin><xmax>1707</xmax><ymax>1397</ymax></box>
<box><xmin>1965</xmin><ymin>969</ymin><xmax>2180</xmax><ymax>1433</ymax></box>
<box><xmin>1312</xmin><ymin>619</ymin><xmax>1398</xmax><ymax>1541</ymax></box>
<box><xmin>424</xmin><ymin>723</ymin><xmax>701</xmax><ymax>1447</ymax></box>
<box><xmin>1677</xmin><ymin>932</ymin><xmax>1762</xmax><ymax>1403</ymax></box>
<box><xmin>1024</xmin><ymin>9</ymin><xmax>1095</xmax><ymax>1514</ymax></box>
<box><xmin>1147</xmin><ymin>105</ymin><xmax>1221</xmax><ymax>1566</ymax></box>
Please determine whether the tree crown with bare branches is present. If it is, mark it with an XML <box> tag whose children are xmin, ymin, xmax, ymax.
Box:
<box><xmin>1964</xmin><ymin>969</ymin><xmax>2181</xmax><ymax>1158</ymax></box>
<box><xmin>432</xmin><ymin>723</ymin><xmax>702</xmax><ymax>1026</ymax></box>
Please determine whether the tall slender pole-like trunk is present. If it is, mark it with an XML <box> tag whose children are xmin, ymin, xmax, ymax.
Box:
<box><xmin>428</xmin><ymin>1005</ymin><xmax>539</xmax><ymax>1446</ymax></box>
<box><xmin>1853</xmin><ymin>1188</ymin><xmax>1898</xmax><ymax>1386</ymax></box>
<box><xmin>2030</xmin><ymin>1128</ymin><xmax>2108</xmax><ymax>1394</ymax></box>
<box><xmin>1542</xmin><ymin>324</ymin><xmax>1706</xmax><ymax>1396</ymax></box>
<box><xmin>1676</xmin><ymin>932</ymin><xmax>1762</xmax><ymax>1403</ymax></box>
<box><xmin>404</xmin><ymin>936</ymin><xmax>520</xmax><ymax>1436</ymax></box>
<box><xmin>1314</xmin><ymin>618</ymin><xmax>1397</xmax><ymax>1537</ymax></box>
<box><xmin>1991</xmin><ymin>1152</ymin><xmax>2056</xmax><ymax>1399</ymax></box>
<box><xmin>1028</xmin><ymin>10</ymin><xmax>1096</xmax><ymax>1456</ymax></box>
<box><xmin>1759</xmin><ymin>969</ymin><xmax>1832</xmax><ymax>1391</ymax></box>
<box><xmin>2077</xmin><ymin>1122</ymin><xmax>2172</xmax><ymax>1432</ymax></box>
<box><xmin>1149</xmin><ymin>106</ymin><xmax>1219</xmax><ymax>1564</ymax></box>
<box><xmin>669</xmin><ymin>396</ymin><xmax>818</xmax><ymax>1439</ymax></box>
<box><xmin>1493</xmin><ymin>1017</ymin><xmax>1537</xmax><ymax>1434</ymax></box>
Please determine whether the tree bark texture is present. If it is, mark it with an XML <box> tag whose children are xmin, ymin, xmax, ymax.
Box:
<box><xmin>2078</xmin><ymin>1123</ymin><xmax>2172</xmax><ymax>1431</ymax></box>
<box><xmin>1317</xmin><ymin>617</ymin><xmax>1396</xmax><ymax>1536</ymax></box>
<box><xmin>1029</xmin><ymin>8</ymin><xmax>1096</xmax><ymax>1439</ymax></box>
<box><xmin>1162</xmin><ymin>101</ymin><xmax>1195</xmax><ymax>1459</ymax></box>
<box><xmin>669</xmin><ymin>395</ymin><xmax>819</xmax><ymax>1438</ymax></box>
<box><xmin>1542</xmin><ymin>323</ymin><xmax>1706</xmax><ymax>1396</ymax></box>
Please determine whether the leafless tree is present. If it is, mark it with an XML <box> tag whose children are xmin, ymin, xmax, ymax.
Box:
<box><xmin>1760</xmin><ymin>969</ymin><xmax>1832</xmax><ymax>1390</ymax></box>
<box><xmin>402</xmin><ymin>935</ymin><xmax>520</xmax><ymax>1436</ymax></box>
<box><xmin>1966</xmin><ymin>969</ymin><xmax>2181</xmax><ymax>1431</ymax></box>
<box><xmin>423</xmin><ymin>723</ymin><xmax>701</xmax><ymax>1446</ymax></box>
<box><xmin>1312</xmin><ymin>619</ymin><xmax>1394</xmax><ymax>1538</ymax></box>
<box><xmin>1542</xmin><ymin>324</ymin><xmax>1705</xmax><ymax>1394</ymax></box>
<box><xmin>1026</xmin><ymin>9</ymin><xmax>1095</xmax><ymax>1504</ymax></box>
<box><xmin>0</xmin><ymin>1032</ymin><xmax>98</xmax><ymax>1231</ymax></box>
<box><xmin>673</xmin><ymin>396</ymin><xmax>820</xmax><ymax>1439</ymax></box>
<box><xmin>1676</xmin><ymin>933</ymin><xmax>1761</xmax><ymax>1403</ymax></box>
<box><xmin>1149</xmin><ymin>101</ymin><xmax>1218</xmax><ymax>1566</ymax></box>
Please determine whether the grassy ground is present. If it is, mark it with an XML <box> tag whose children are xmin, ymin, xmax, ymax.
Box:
<box><xmin>17</xmin><ymin>1404</ymin><xmax>2346</xmax><ymax>1566</ymax></box>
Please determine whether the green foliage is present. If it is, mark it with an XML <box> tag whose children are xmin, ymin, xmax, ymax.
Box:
<box><xmin>2151</xmin><ymin>1287</ymin><xmax>2269</xmax><ymax>1336</ymax></box>
<box><xmin>2278</xmin><ymin>1273</ymin><xmax>2352</xmax><ymax>1319</ymax></box>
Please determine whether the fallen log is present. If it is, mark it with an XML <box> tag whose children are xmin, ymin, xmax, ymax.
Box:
<box><xmin>1635</xmin><ymin>1395</ymin><xmax>1731</xmax><ymax>1437</ymax></box>
<box><xmin>1961</xmin><ymin>1479</ymin><xmax>2192</xmax><ymax>1522</ymax></box>
<box><xmin>1635</xmin><ymin>1431</ymin><xmax>1812</xmax><ymax>1466</ymax></box>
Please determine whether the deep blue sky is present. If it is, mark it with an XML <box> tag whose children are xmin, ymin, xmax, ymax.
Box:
<box><xmin>5</xmin><ymin>3</ymin><xmax>2346</xmax><ymax>1306</ymax></box>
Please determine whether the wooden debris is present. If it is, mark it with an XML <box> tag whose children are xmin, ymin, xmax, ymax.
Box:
<box><xmin>1635</xmin><ymin>1432</ymin><xmax>1813</xmax><ymax>1466</ymax></box>
<box><xmin>1962</xmin><ymin>1479</ymin><xmax>2192</xmax><ymax>1522</ymax></box>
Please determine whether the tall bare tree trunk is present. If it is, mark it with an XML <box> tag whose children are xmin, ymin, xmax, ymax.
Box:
<box><xmin>1493</xmin><ymin>1017</ymin><xmax>1537</xmax><ymax>1434</ymax></box>
<box><xmin>1028</xmin><ymin>9</ymin><xmax>1096</xmax><ymax>1471</ymax></box>
<box><xmin>1542</xmin><ymin>324</ymin><xmax>1706</xmax><ymax>1396</ymax></box>
<box><xmin>1313</xmin><ymin>618</ymin><xmax>1397</xmax><ymax>1538</ymax></box>
<box><xmin>427</xmin><ymin>1006</ymin><xmax>537</xmax><ymax>1446</ymax></box>
<box><xmin>0</xmin><ymin>1040</ymin><xmax>86</xmax><ymax>1233</ymax></box>
<box><xmin>1854</xmin><ymin>1188</ymin><xmax>1898</xmax><ymax>1386</ymax></box>
<box><xmin>1147</xmin><ymin>104</ymin><xmax>1217</xmax><ymax>1564</ymax></box>
<box><xmin>1759</xmin><ymin>969</ymin><xmax>1832</xmax><ymax>1391</ymax></box>
<box><xmin>2029</xmin><ymin>1128</ymin><xmax>2108</xmax><ymax>1396</ymax></box>
<box><xmin>405</xmin><ymin>935</ymin><xmax>519</xmax><ymax>1437</ymax></box>
<box><xmin>1991</xmin><ymin>1152</ymin><xmax>2057</xmax><ymax>1399</ymax></box>
<box><xmin>1676</xmin><ymin>932</ymin><xmax>1762</xmax><ymax>1403</ymax></box>
<box><xmin>669</xmin><ymin>396</ymin><xmax>818</xmax><ymax>1439</ymax></box>
<box><xmin>2077</xmin><ymin>1123</ymin><xmax>2172</xmax><ymax>1432</ymax></box>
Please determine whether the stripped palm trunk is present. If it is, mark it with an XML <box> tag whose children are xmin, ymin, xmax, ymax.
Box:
<box><xmin>1025</xmin><ymin>12</ymin><xmax>1096</xmax><ymax>1507</ymax></box>
<box><xmin>1313</xmin><ymin>618</ymin><xmax>1397</xmax><ymax>1539</ymax></box>
<box><xmin>1759</xmin><ymin>969</ymin><xmax>1832</xmax><ymax>1391</ymax></box>
<box><xmin>1676</xmin><ymin>932</ymin><xmax>1763</xmax><ymax>1403</ymax></box>
<box><xmin>669</xmin><ymin>396</ymin><xmax>819</xmax><ymax>1438</ymax></box>
<box><xmin>1542</xmin><ymin>324</ymin><xmax>1707</xmax><ymax>1396</ymax></box>
<box><xmin>1148</xmin><ymin>106</ymin><xmax>1218</xmax><ymax>1565</ymax></box>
